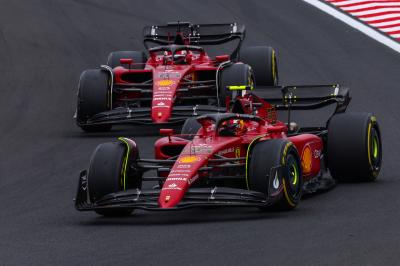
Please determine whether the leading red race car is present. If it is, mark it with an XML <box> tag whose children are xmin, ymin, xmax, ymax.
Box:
<box><xmin>75</xmin><ymin>22</ymin><xmax>278</xmax><ymax>131</ymax></box>
<box><xmin>75</xmin><ymin>85</ymin><xmax>382</xmax><ymax>216</ymax></box>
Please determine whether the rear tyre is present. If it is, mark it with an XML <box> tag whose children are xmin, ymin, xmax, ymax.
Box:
<box><xmin>107</xmin><ymin>51</ymin><xmax>147</xmax><ymax>69</ymax></box>
<box><xmin>88</xmin><ymin>142</ymin><xmax>139</xmax><ymax>216</ymax></box>
<box><xmin>181</xmin><ymin>117</ymin><xmax>201</xmax><ymax>140</ymax></box>
<box><xmin>248</xmin><ymin>139</ymin><xmax>302</xmax><ymax>211</ymax></box>
<box><xmin>327</xmin><ymin>113</ymin><xmax>382</xmax><ymax>182</ymax></box>
<box><xmin>240</xmin><ymin>46</ymin><xmax>278</xmax><ymax>86</ymax></box>
<box><xmin>76</xmin><ymin>69</ymin><xmax>112</xmax><ymax>132</ymax></box>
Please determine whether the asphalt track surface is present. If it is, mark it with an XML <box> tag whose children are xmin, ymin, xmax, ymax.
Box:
<box><xmin>1</xmin><ymin>0</ymin><xmax>400</xmax><ymax>265</ymax></box>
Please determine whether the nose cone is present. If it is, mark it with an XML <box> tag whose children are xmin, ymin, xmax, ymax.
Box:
<box><xmin>159</xmin><ymin>179</ymin><xmax>189</xmax><ymax>208</ymax></box>
<box><xmin>158</xmin><ymin>154</ymin><xmax>206</xmax><ymax>208</ymax></box>
<box><xmin>151</xmin><ymin>107</ymin><xmax>171</xmax><ymax>123</ymax></box>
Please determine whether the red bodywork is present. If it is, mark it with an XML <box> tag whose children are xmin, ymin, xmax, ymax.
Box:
<box><xmin>153</xmin><ymin>95</ymin><xmax>323</xmax><ymax>208</ymax></box>
<box><xmin>112</xmin><ymin>48</ymin><xmax>225</xmax><ymax>123</ymax></box>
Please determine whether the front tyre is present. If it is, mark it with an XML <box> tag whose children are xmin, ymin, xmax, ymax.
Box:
<box><xmin>88</xmin><ymin>141</ymin><xmax>141</xmax><ymax>216</ymax></box>
<box><xmin>248</xmin><ymin>139</ymin><xmax>302</xmax><ymax>211</ymax></box>
<box><xmin>76</xmin><ymin>69</ymin><xmax>112</xmax><ymax>132</ymax></box>
<box><xmin>327</xmin><ymin>113</ymin><xmax>382</xmax><ymax>181</ymax></box>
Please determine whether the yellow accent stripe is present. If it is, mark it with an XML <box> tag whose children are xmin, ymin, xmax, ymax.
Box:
<box><xmin>118</xmin><ymin>137</ymin><xmax>130</xmax><ymax>191</ymax></box>
<box><xmin>228</xmin><ymin>85</ymin><xmax>247</xmax><ymax>90</ymax></box>
<box><xmin>282</xmin><ymin>142</ymin><xmax>296</xmax><ymax>207</ymax></box>
<box><xmin>282</xmin><ymin>179</ymin><xmax>296</xmax><ymax>207</ymax></box>
<box><xmin>367</xmin><ymin>122</ymin><xmax>372</xmax><ymax>167</ymax></box>
<box><xmin>271</xmin><ymin>50</ymin><xmax>276</xmax><ymax>84</ymax></box>
<box><xmin>245</xmin><ymin>135</ymin><xmax>268</xmax><ymax>190</ymax></box>
<box><xmin>282</xmin><ymin>142</ymin><xmax>292</xmax><ymax>165</ymax></box>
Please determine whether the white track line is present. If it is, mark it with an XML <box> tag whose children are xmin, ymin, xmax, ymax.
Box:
<box><xmin>302</xmin><ymin>0</ymin><xmax>400</xmax><ymax>53</ymax></box>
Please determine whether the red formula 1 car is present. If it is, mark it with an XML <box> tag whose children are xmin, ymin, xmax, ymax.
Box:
<box><xmin>75</xmin><ymin>85</ymin><xmax>382</xmax><ymax>216</ymax></box>
<box><xmin>75</xmin><ymin>22</ymin><xmax>278</xmax><ymax>131</ymax></box>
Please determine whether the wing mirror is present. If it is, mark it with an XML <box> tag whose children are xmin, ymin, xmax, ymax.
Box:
<box><xmin>160</xmin><ymin>128</ymin><xmax>174</xmax><ymax>141</ymax></box>
<box><xmin>215</xmin><ymin>55</ymin><xmax>230</xmax><ymax>63</ymax></box>
<box><xmin>120</xmin><ymin>58</ymin><xmax>133</xmax><ymax>68</ymax></box>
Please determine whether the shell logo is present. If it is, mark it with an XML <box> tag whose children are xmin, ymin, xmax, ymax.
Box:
<box><xmin>158</xmin><ymin>79</ymin><xmax>174</xmax><ymax>86</ymax></box>
<box><xmin>301</xmin><ymin>145</ymin><xmax>312</xmax><ymax>174</ymax></box>
<box><xmin>179</xmin><ymin>155</ymin><xmax>200</xmax><ymax>163</ymax></box>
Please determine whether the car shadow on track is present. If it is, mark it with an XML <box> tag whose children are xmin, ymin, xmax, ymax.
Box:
<box><xmin>76</xmin><ymin>207</ymin><xmax>307</xmax><ymax>226</ymax></box>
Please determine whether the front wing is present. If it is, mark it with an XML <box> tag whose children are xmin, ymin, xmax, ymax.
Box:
<box><xmin>74</xmin><ymin>171</ymin><xmax>280</xmax><ymax>211</ymax></box>
<box><xmin>78</xmin><ymin>105</ymin><xmax>226</xmax><ymax>126</ymax></box>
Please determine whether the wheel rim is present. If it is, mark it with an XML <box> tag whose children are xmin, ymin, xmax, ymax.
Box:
<box><xmin>286</xmin><ymin>154</ymin><xmax>301</xmax><ymax>194</ymax></box>
<box><xmin>372</xmin><ymin>135</ymin><xmax>379</xmax><ymax>159</ymax></box>
<box><xmin>369</xmin><ymin>127</ymin><xmax>381</xmax><ymax>170</ymax></box>
<box><xmin>289</xmin><ymin>163</ymin><xmax>298</xmax><ymax>186</ymax></box>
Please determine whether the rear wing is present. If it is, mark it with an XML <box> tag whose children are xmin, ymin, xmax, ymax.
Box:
<box><xmin>143</xmin><ymin>22</ymin><xmax>245</xmax><ymax>58</ymax></box>
<box><xmin>252</xmin><ymin>84</ymin><xmax>351</xmax><ymax>114</ymax></box>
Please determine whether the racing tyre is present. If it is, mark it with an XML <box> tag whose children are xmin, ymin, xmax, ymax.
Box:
<box><xmin>327</xmin><ymin>113</ymin><xmax>382</xmax><ymax>182</ymax></box>
<box><xmin>107</xmin><ymin>51</ymin><xmax>147</xmax><ymax>69</ymax></box>
<box><xmin>88</xmin><ymin>141</ymin><xmax>141</xmax><ymax>216</ymax></box>
<box><xmin>248</xmin><ymin>139</ymin><xmax>302</xmax><ymax>211</ymax></box>
<box><xmin>76</xmin><ymin>69</ymin><xmax>112</xmax><ymax>132</ymax></box>
<box><xmin>240</xmin><ymin>46</ymin><xmax>278</xmax><ymax>86</ymax></box>
<box><xmin>219</xmin><ymin>63</ymin><xmax>254</xmax><ymax>107</ymax></box>
<box><xmin>181</xmin><ymin>117</ymin><xmax>201</xmax><ymax>140</ymax></box>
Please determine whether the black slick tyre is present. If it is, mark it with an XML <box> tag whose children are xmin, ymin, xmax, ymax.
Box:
<box><xmin>76</xmin><ymin>69</ymin><xmax>112</xmax><ymax>132</ymax></box>
<box><xmin>88</xmin><ymin>142</ymin><xmax>132</xmax><ymax>216</ymax></box>
<box><xmin>181</xmin><ymin>117</ymin><xmax>201</xmax><ymax>140</ymax></box>
<box><xmin>240</xmin><ymin>46</ymin><xmax>278</xmax><ymax>86</ymax></box>
<box><xmin>248</xmin><ymin>139</ymin><xmax>302</xmax><ymax>211</ymax></box>
<box><xmin>219</xmin><ymin>63</ymin><xmax>254</xmax><ymax>106</ymax></box>
<box><xmin>327</xmin><ymin>113</ymin><xmax>382</xmax><ymax>182</ymax></box>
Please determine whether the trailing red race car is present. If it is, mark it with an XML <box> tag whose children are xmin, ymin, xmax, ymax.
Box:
<box><xmin>75</xmin><ymin>85</ymin><xmax>382</xmax><ymax>216</ymax></box>
<box><xmin>75</xmin><ymin>22</ymin><xmax>278</xmax><ymax>131</ymax></box>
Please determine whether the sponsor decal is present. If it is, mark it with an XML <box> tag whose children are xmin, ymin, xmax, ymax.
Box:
<box><xmin>157</xmin><ymin>79</ymin><xmax>174</xmax><ymax>86</ymax></box>
<box><xmin>177</xmin><ymin>164</ymin><xmax>191</xmax><ymax>169</ymax></box>
<box><xmin>162</xmin><ymin>187</ymin><xmax>182</xmax><ymax>191</ymax></box>
<box><xmin>168</xmin><ymin>174</ymin><xmax>189</xmax><ymax>177</ymax></box>
<box><xmin>179</xmin><ymin>155</ymin><xmax>200</xmax><ymax>163</ymax></box>
<box><xmin>154</xmin><ymin>97</ymin><xmax>172</xmax><ymax>101</ymax></box>
<box><xmin>190</xmin><ymin>145</ymin><xmax>212</xmax><ymax>154</ymax></box>
<box><xmin>167</xmin><ymin>177</ymin><xmax>188</xmax><ymax>181</ymax></box>
<box><xmin>218</xmin><ymin>147</ymin><xmax>234</xmax><ymax>156</ymax></box>
<box><xmin>170</xmin><ymin>169</ymin><xmax>191</xmax><ymax>173</ymax></box>
<box><xmin>168</xmin><ymin>183</ymin><xmax>177</xmax><ymax>188</ymax></box>
<box><xmin>158</xmin><ymin>86</ymin><xmax>171</xmax><ymax>91</ymax></box>
<box><xmin>158</xmin><ymin>72</ymin><xmax>181</xmax><ymax>79</ymax></box>
<box><xmin>153</xmin><ymin>90</ymin><xmax>172</xmax><ymax>95</ymax></box>
<box><xmin>273</xmin><ymin>172</ymin><xmax>280</xmax><ymax>189</ymax></box>
<box><xmin>157</xmin><ymin>102</ymin><xmax>165</xmax><ymax>106</ymax></box>
<box><xmin>314</xmin><ymin>149</ymin><xmax>321</xmax><ymax>159</ymax></box>
<box><xmin>301</xmin><ymin>145</ymin><xmax>313</xmax><ymax>174</ymax></box>
<box><xmin>165</xmin><ymin>195</ymin><xmax>171</xmax><ymax>202</ymax></box>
